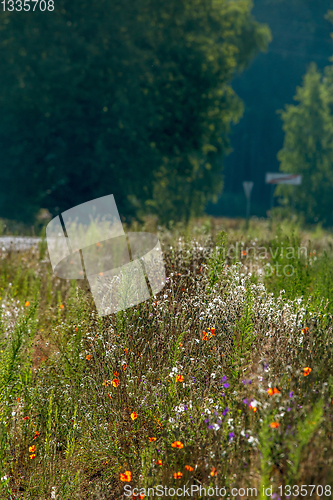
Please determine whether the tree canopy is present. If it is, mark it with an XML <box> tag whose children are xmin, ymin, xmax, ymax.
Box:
<box><xmin>277</xmin><ymin>19</ymin><xmax>333</xmax><ymax>227</ymax></box>
<box><xmin>0</xmin><ymin>0</ymin><xmax>270</xmax><ymax>224</ymax></box>
<box><xmin>208</xmin><ymin>0</ymin><xmax>333</xmax><ymax>219</ymax></box>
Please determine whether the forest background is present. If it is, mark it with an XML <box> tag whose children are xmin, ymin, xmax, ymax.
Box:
<box><xmin>1</xmin><ymin>0</ymin><xmax>333</xmax><ymax>227</ymax></box>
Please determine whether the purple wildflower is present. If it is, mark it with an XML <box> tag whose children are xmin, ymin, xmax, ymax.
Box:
<box><xmin>221</xmin><ymin>375</ymin><xmax>227</xmax><ymax>382</ymax></box>
<box><xmin>222</xmin><ymin>406</ymin><xmax>229</xmax><ymax>416</ymax></box>
<box><xmin>289</xmin><ymin>391</ymin><xmax>293</xmax><ymax>398</ymax></box>
<box><xmin>223</xmin><ymin>382</ymin><xmax>230</xmax><ymax>389</ymax></box>
<box><xmin>229</xmin><ymin>432</ymin><xmax>234</xmax><ymax>441</ymax></box>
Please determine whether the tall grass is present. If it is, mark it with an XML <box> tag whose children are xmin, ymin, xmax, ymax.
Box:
<box><xmin>0</xmin><ymin>220</ymin><xmax>333</xmax><ymax>498</ymax></box>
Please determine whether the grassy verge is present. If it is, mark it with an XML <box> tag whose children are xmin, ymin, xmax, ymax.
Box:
<box><xmin>0</xmin><ymin>219</ymin><xmax>333</xmax><ymax>499</ymax></box>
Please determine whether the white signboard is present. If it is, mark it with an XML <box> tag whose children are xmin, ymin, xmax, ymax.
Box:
<box><xmin>265</xmin><ymin>173</ymin><xmax>302</xmax><ymax>185</ymax></box>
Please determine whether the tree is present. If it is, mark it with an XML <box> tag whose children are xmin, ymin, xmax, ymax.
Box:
<box><xmin>277</xmin><ymin>60</ymin><xmax>333</xmax><ymax>225</ymax></box>
<box><xmin>211</xmin><ymin>0</ymin><xmax>333</xmax><ymax>218</ymax></box>
<box><xmin>0</xmin><ymin>0</ymin><xmax>270</xmax><ymax>224</ymax></box>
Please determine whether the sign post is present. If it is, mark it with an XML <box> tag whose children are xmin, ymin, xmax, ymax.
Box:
<box><xmin>243</xmin><ymin>181</ymin><xmax>254</xmax><ymax>226</ymax></box>
<box><xmin>265</xmin><ymin>173</ymin><xmax>302</xmax><ymax>213</ymax></box>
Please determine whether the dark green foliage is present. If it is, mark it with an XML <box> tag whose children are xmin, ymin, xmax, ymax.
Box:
<box><xmin>0</xmin><ymin>0</ymin><xmax>269</xmax><ymax>224</ymax></box>
<box><xmin>210</xmin><ymin>0</ymin><xmax>333</xmax><ymax>218</ymax></box>
<box><xmin>277</xmin><ymin>61</ymin><xmax>333</xmax><ymax>225</ymax></box>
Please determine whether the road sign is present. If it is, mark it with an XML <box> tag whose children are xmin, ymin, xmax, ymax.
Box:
<box><xmin>265</xmin><ymin>173</ymin><xmax>302</xmax><ymax>185</ymax></box>
<box><xmin>243</xmin><ymin>181</ymin><xmax>254</xmax><ymax>222</ymax></box>
<box><xmin>243</xmin><ymin>181</ymin><xmax>254</xmax><ymax>200</ymax></box>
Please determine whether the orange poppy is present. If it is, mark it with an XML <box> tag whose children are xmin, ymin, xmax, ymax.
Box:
<box><xmin>158</xmin><ymin>459</ymin><xmax>163</xmax><ymax>466</ymax></box>
<box><xmin>120</xmin><ymin>470</ymin><xmax>132</xmax><ymax>482</ymax></box>
<box><xmin>131</xmin><ymin>412</ymin><xmax>138</xmax><ymax>420</ymax></box>
<box><xmin>185</xmin><ymin>465</ymin><xmax>194</xmax><ymax>471</ymax></box>
<box><xmin>242</xmin><ymin>250</ymin><xmax>247</xmax><ymax>256</ymax></box>
<box><xmin>303</xmin><ymin>367</ymin><xmax>311</xmax><ymax>376</ymax></box>
<box><xmin>60</xmin><ymin>304</ymin><xmax>64</xmax><ymax>309</ymax></box>
<box><xmin>114</xmin><ymin>371</ymin><xmax>119</xmax><ymax>377</ymax></box>
<box><xmin>111</xmin><ymin>379</ymin><xmax>119</xmax><ymax>387</ymax></box>
<box><xmin>267</xmin><ymin>388</ymin><xmax>273</xmax><ymax>396</ymax></box>
<box><xmin>25</xmin><ymin>301</ymin><xmax>30</xmax><ymax>307</ymax></box>
<box><xmin>208</xmin><ymin>327</ymin><xmax>216</xmax><ymax>335</ymax></box>
<box><xmin>107</xmin><ymin>393</ymin><xmax>112</xmax><ymax>399</ymax></box>
<box><xmin>273</xmin><ymin>387</ymin><xmax>280</xmax><ymax>394</ymax></box>
<box><xmin>171</xmin><ymin>441</ymin><xmax>184</xmax><ymax>449</ymax></box>
<box><xmin>148</xmin><ymin>437</ymin><xmax>156</xmax><ymax>442</ymax></box>
<box><xmin>301</xmin><ymin>327</ymin><xmax>309</xmax><ymax>334</ymax></box>
<box><xmin>29</xmin><ymin>445</ymin><xmax>36</xmax><ymax>453</ymax></box>
<box><xmin>210</xmin><ymin>466</ymin><xmax>217</xmax><ymax>476</ymax></box>
<box><xmin>200</xmin><ymin>331</ymin><xmax>208</xmax><ymax>341</ymax></box>
<box><xmin>179</xmin><ymin>342</ymin><xmax>183</xmax><ymax>347</ymax></box>
<box><xmin>175</xmin><ymin>375</ymin><xmax>184</xmax><ymax>383</ymax></box>
<box><xmin>122</xmin><ymin>364</ymin><xmax>127</xmax><ymax>371</ymax></box>
<box><xmin>102</xmin><ymin>380</ymin><xmax>109</xmax><ymax>386</ymax></box>
<box><xmin>173</xmin><ymin>472</ymin><xmax>183</xmax><ymax>479</ymax></box>
<box><xmin>124</xmin><ymin>348</ymin><xmax>128</xmax><ymax>354</ymax></box>
<box><xmin>86</xmin><ymin>354</ymin><xmax>91</xmax><ymax>361</ymax></box>
<box><xmin>29</xmin><ymin>453</ymin><xmax>36</xmax><ymax>459</ymax></box>
<box><xmin>270</xmin><ymin>422</ymin><xmax>279</xmax><ymax>429</ymax></box>
<box><xmin>33</xmin><ymin>431</ymin><xmax>39</xmax><ymax>440</ymax></box>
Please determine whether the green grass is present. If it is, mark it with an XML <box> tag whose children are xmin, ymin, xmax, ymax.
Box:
<box><xmin>0</xmin><ymin>218</ymin><xmax>333</xmax><ymax>499</ymax></box>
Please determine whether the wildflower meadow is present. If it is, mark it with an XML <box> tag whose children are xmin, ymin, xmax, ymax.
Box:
<box><xmin>1</xmin><ymin>217</ymin><xmax>333</xmax><ymax>499</ymax></box>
